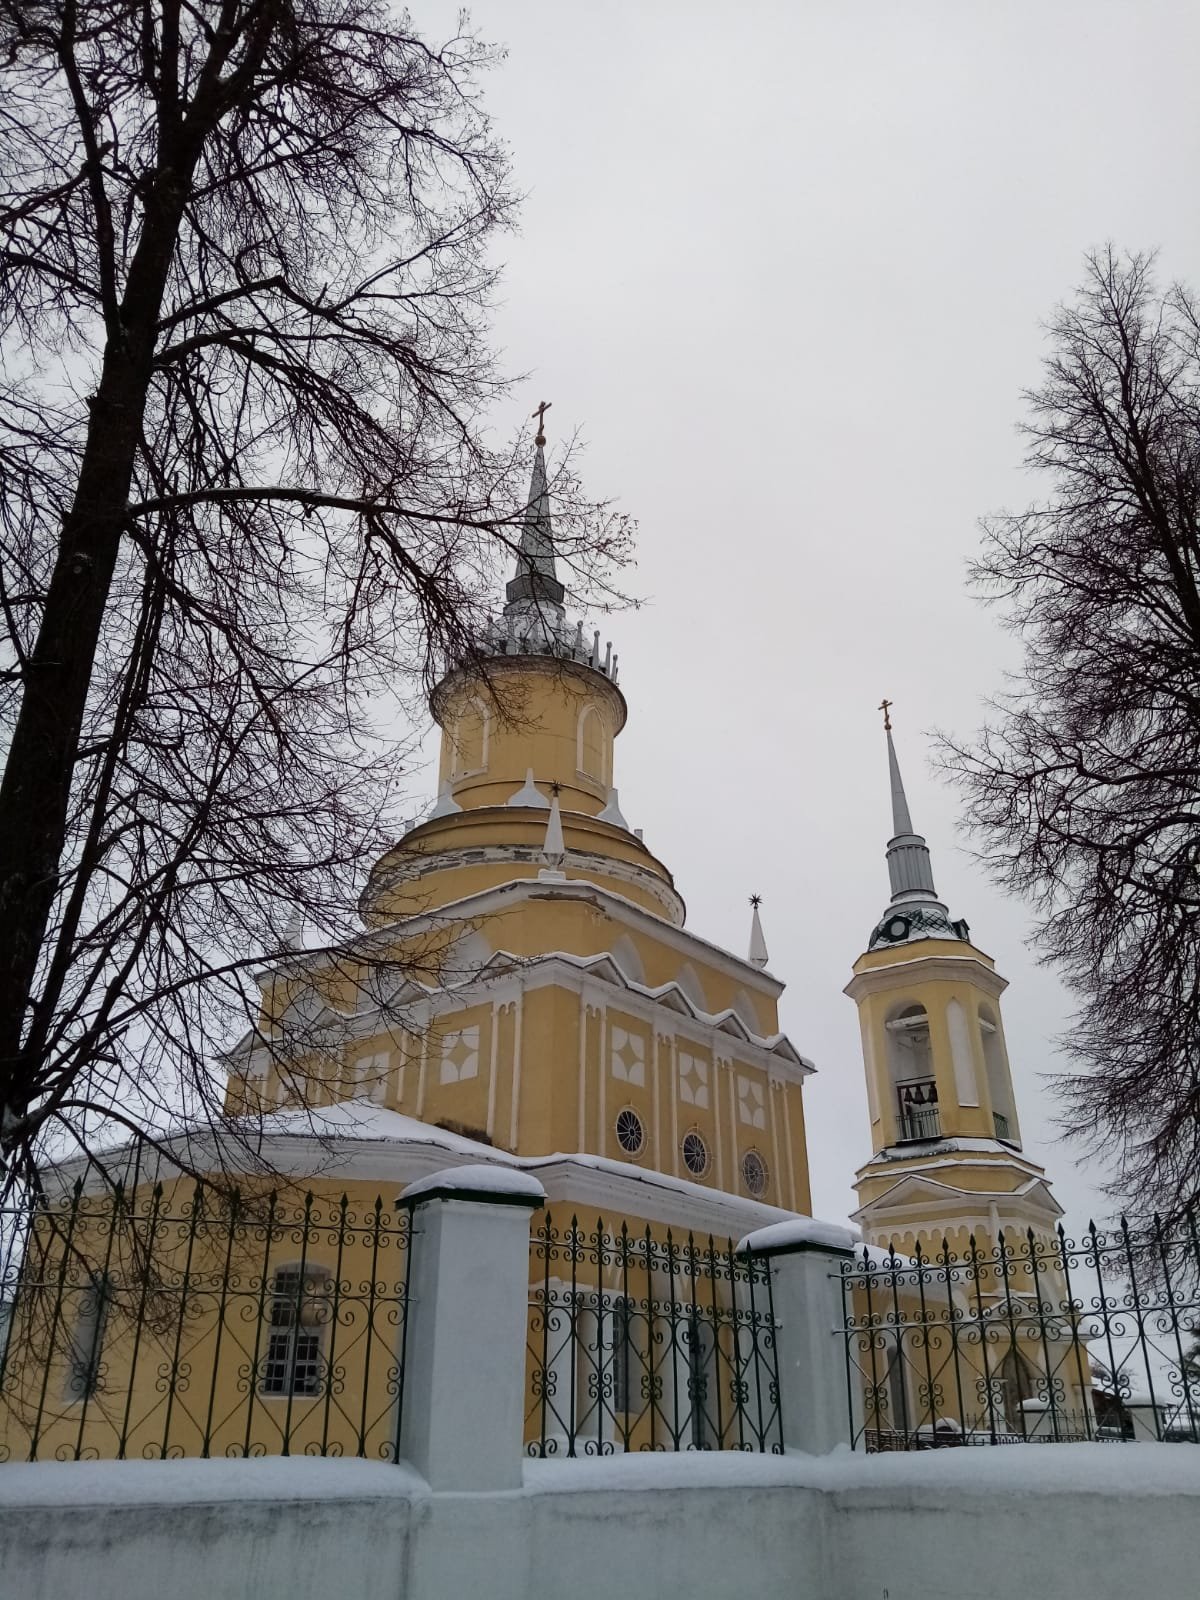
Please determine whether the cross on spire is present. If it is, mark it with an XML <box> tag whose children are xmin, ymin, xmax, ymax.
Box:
<box><xmin>532</xmin><ymin>399</ymin><xmax>552</xmax><ymax>447</ymax></box>
<box><xmin>878</xmin><ymin>698</ymin><xmax>893</xmax><ymax>732</ymax></box>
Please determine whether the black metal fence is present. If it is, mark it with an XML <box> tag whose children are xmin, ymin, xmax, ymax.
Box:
<box><xmin>0</xmin><ymin>1181</ymin><xmax>412</xmax><ymax>1462</ymax></box>
<box><xmin>526</xmin><ymin>1212</ymin><xmax>782</xmax><ymax>1455</ymax></box>
<box><xmin>839</xmin><ymin>1215</ymin><xmax>1200</xmax><ymax>1450</ymax></box>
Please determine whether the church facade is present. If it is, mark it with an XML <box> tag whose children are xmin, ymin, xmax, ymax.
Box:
<box><xmin>1</xmin><ymin>420</ymin><xmax>1083</xmax><ymax>1461</ymax></box>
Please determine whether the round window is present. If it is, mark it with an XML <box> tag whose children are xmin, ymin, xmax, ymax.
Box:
<box><xmin>741</xmin><ymin>1150</ymin><xmax>768</xmax><ymax>1198</ymax></box>
<box><xmin>615</xmin><ymin>1107</ymin><xmax>645</xmax><ymax>1157</ymax></box>
<box><xmin>682</xmin><ymin>1131</ymin><xmax>709</xmax><ymax>1176</ymax></box>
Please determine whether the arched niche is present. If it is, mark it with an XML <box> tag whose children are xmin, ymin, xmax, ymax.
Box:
<box><xmin>946</xmin><ymin>997</ymin><xmax>980</xmax><ymax>1108</ymax></box>
<box><xmin>450</xmin><ymin>695</ymin><xmax>489</xmax><ymax>778</ymax></box>
<box><xmin>610</xmin><ymin>934</ymin><xmax>645</xmax><ymax>986</ymax></box>
<box><xmin>576</xmin><ymin>703</ymin><xmax>607</xmax><ymax>784</ymax></box>
<box><xmin>440</xmin><ymin>928</ymin><xmax>492</xmax><ymax>985</ymax></box>
<box><xmin>732</xmin><ymin>988</ymin><xmax>760</xmax><ymax>1034</ymax></box>
<box><xmin>675</xmin><ymin>963</ymin><xmax>708</xmax><ymax>1014</ymax></box>
<box><xmin>979</xmin><ymin>1003</ymin><xmax>1018</xmax><ymax>1141</ymax></box>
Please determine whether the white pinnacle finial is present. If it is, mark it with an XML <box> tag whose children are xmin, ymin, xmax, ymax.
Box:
<box><xmin>507</xmin><ymin>768</ymin><xmax>550</xmax><ymax>809</ymax></box>
<box><xmin>428</xmin><ymin>778</ymin><xmax>462</xmax><ymax>819</ymax></box>
<box><xmin>596</xmin><ymin>786</ymin><xmax>628</xmax><ymax>829</ymax></box>
<box><xmin>748</xmin><ymin>895</ymin><xmax>768</xmax><ymax>969</ymax></box>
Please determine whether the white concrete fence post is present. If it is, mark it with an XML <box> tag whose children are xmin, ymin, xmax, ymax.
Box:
<box><xmin>397</xmin><ymin>1165</ymin><xmax>545</xmax><ymax>1491</ymax></box>
<box><xmin>739</xmin><ymin>1219</ymin><xmax>857</xmax><ymax>1456</ymax></box>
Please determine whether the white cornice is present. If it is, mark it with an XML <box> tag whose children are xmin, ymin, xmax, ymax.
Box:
<box><xmin>844</xmin><ymin>950</ymin><xmax>1009</xmax><ymax>1003</ymax></box>
<box><xmin>60</xmin><ymin>1123</ymin><xmax>808</xmax><ymax>1240</ymax></box>
<box><xmin>276</xmin><ymin>875</ymin><xmax>786</xmax><ymax>1000</ymax></box>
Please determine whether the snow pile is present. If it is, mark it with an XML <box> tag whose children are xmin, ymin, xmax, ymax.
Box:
<box><xmin>400</xmin><ymin>1164</ymin><xmax>545</xmax><ymax>1204</ymax></box>
<box><xmin>737</xmin><ymin>1217</ymin><xmax>857</xmax><ymax>1256</ymax></box>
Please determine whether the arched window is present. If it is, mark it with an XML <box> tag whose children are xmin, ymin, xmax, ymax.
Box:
<box><xmin>450</xmin><ymin>696</ymin><xmax>489</xmax><ymax>778</ymax></box>
<box><xmin>886</xmin><ymin>1004</ymin><xmax>939</xmax><ymax>1140</ymax></box>
<box><xmin>576</xmin><ymin>704</ymin><xmax>606</xmax><ymax>783</ymax></box>
<box><xmin>979</xmin><ymin>1005</ymin><xmax>1017</xmax><ymax>1141</ymax></box>
<box><xmin>261</xmin><ymin>1263</ymin><xmax>331</xmax><ymax>1396</ymax></box>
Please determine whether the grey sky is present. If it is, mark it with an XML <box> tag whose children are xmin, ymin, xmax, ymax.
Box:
<box><xmin>410</xmin><ymin>1</ymin><xmax>1200</xmax><ymax>1233</ymax></box>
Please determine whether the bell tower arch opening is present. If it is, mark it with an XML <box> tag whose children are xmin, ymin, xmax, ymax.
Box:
<box><xmin>885</xmin><ymin>1003</ymin><xmax>938</xmax><ymax>1141</ymax></box>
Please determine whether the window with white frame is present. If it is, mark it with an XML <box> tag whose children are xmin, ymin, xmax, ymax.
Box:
<box><xmin>260</xmin><ymin>1264</ymin><xmax>330</xmax><ymax>1396</ymax></box>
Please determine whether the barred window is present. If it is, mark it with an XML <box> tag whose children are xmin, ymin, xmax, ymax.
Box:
<box><xmin>615</xmin><ymin>1107</ymin><xmax>645</xmax><ymax>1157</ymax></box>
<box><xmin>261</xmin><ymin>1264</ymin><xmax>330</xmax><ymax>1397</ymax></box>
<box><xmin>682</xmin><ymin>1130</ymin><xmax>709</xmax><ymax>1176</ymax></box>
<box><xmin>64</xmin><ymin>1272</ymin><xmax>111</xmax><ymax>1402</ymax></box>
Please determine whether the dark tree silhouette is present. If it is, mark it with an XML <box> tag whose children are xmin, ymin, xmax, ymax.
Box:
<box><xmin>0</xmin><ymin>0</ymin><xmax>631</xmax><ymax>1194</ymax></box>
<box><xmin>942</xmin><ymin>248</ymin><xmax>1200</xmax><ymax>1224</ymax></box>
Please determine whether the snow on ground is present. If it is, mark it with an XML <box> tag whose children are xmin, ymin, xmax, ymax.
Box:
<box><xmin>5</xmin><ymin>1443</ymin><xmax>1199</xmax><ymax>1510</ymax></box>
<box><xmin>0</xmin><ymin>1456</ymin><xmax>423</xmax><ymax>1508</ymax></box>
<box><xmin>522</xmin><ymin>1442</ymin><xmax>1200</xmax><ymax>1498</ymax></box>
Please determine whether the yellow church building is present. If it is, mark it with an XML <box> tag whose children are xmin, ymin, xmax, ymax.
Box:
<box><xmin>0</xmin><ymin>420</ymin><xmax>1088</xmax><ymax>1463</ymax></box>
<box><xmin>0</xmin><ymin>419</ymin><xmax>822</xmax><ymax>1464</ymax></box>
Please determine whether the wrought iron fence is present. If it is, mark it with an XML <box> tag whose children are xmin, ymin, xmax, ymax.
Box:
<box><xmin>527</xmin><ymin>1212</ymin><xmax>782</xmax><ymax>1455</ymax></box>
<box><xmin>0</xmin><ymin>1180</ymin><xmax>412</xmax><ymax>1462</ymax></box>
<box><xmin>840</xmin><ymin>1214</ymin><xmax>1200</xmax><ymax>1450</ymax></box>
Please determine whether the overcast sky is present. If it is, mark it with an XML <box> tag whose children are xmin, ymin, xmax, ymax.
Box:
<box><xmin>409</xmin><ymin>1</ymin><xmax>1200</xmax><ymax>1234</ymax></box>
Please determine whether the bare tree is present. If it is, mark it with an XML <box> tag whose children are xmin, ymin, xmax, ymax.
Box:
<box><xmin>941</xmin><ymin>247</ymin><xmax>1200</xmax><ymax>1225</ymax></box>
<box><xmin>0</xmin><ymin>0</ymin><xmax>631</xmax><ymax>1195</ymax></box>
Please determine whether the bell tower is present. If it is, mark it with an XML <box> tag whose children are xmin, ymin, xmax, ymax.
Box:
<box><xmin>845</xmin><ymin>712</ymin><xmax>1063</xmax><ymax>1258</ymax></box>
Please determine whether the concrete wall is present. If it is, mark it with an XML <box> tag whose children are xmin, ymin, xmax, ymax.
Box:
<box><xmin>1</xmin><ymin>1446</ymin><xmax>1197</xmax><ymax>1600</ymax></box>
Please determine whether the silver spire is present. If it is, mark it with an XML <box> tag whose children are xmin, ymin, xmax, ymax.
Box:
<box><xmin>505</xmin><ymin>404</ymin><xmax>565</xmax><ymax>614</ymax></box>
<box><xmin>868</xmin><ymin>705</ymin><xmax>967</xmax><ymax>950</ymax></box>
<box><xmin>880</xmin><ymin>712</ymin><xmax>942</xmax><ymax>908</ymax></box>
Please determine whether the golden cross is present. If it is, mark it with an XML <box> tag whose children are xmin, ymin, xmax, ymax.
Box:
<box><xmin>878</xmin><ymin>698</ymin><xmax>893</xmax><ymax>732</ymax></box>
<box><xmin>532</xmin><ymin>399</ymin><xmax>552</xmax><ymax>445</ymax></box>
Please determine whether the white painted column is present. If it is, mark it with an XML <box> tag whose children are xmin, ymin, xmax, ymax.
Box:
<box><xmin>398</xmin><ymin>1166</ymin><xmax>545</xmax><ymax>1490</ymax></box>
<box><xmin>739</xmin><ymin>1221</ymin><xmax>857</xmax><ymax>1456</ymax></box>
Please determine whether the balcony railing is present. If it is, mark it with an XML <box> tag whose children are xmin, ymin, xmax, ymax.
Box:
<box><xmin>896</xmin><ymin>1081</ymin><xmax>940</xmax><ymax>1141</ymax></box>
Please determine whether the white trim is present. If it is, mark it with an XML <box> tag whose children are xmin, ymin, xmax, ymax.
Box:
<box><xmin>713</xmin><ymin>1057</ymin><xmax>725</xmax><ymax>1192</ymax></box>
<box><xmin>357</xmin><ymin>876</ymin><xmax>782</xmax><ymax>996</ymax></box>
<box><xmin>651</xmin><ymin>1030</ymin><xmax>662</xmax><ymax>1170</ymax></box>
<box><xmin>508</xmin><ymin>986</ymin><xmax>524</xmax><ymax>1149</ymax></box>
<box><xmin>485</xmin><ymin>1001</ymin><xmax>500</xmax><ymax>1140</ymax></box>
<box><xmin>845</xmin><ymin>951</ymin><xmax>1008</xmax><ymax>1004</ymax></box>
<box><xmin>577</xmin><ymin>997</ymin><xmax>588</xmax><ymax>1150</ymax></box>
<box><xmin>670</xmin><ymin>1035</ymin><xmax>680</xmax><ymax>1179</ymax></box>
<box><xmin>781</xmin><ymin>1080</ymin><xmax>798</xmax><ymax>1211</ymax></box>
<box><xmin>598</xmin><ymin>1004</ymin><xmax>608</xmax><ymax>1160</ymax></box>
<box><xmin>416</xmin><ymin>1032</ymin><xmax>429</xmax><ymax>1119</ymax></box>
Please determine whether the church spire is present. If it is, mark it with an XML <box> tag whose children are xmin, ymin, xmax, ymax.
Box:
<box><xmin>505</xmin><ymin>401</ymin><xmax>565</xmax><ymax>613</ymax></box>
<box><xmin>865</xmin><ymin>707</ymin><xmax>967</xmax><ymax>950</ymax></box>
<box><xmin>879</xmin><ymin>705</ymin><xmax>942</xmax><ymax>909</ymax></box>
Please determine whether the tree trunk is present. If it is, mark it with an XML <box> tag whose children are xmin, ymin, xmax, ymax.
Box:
<box><xmin>0</xmin><ymin>184</ymin><xmax>190</xmax><ymax>1137</ymax></box>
